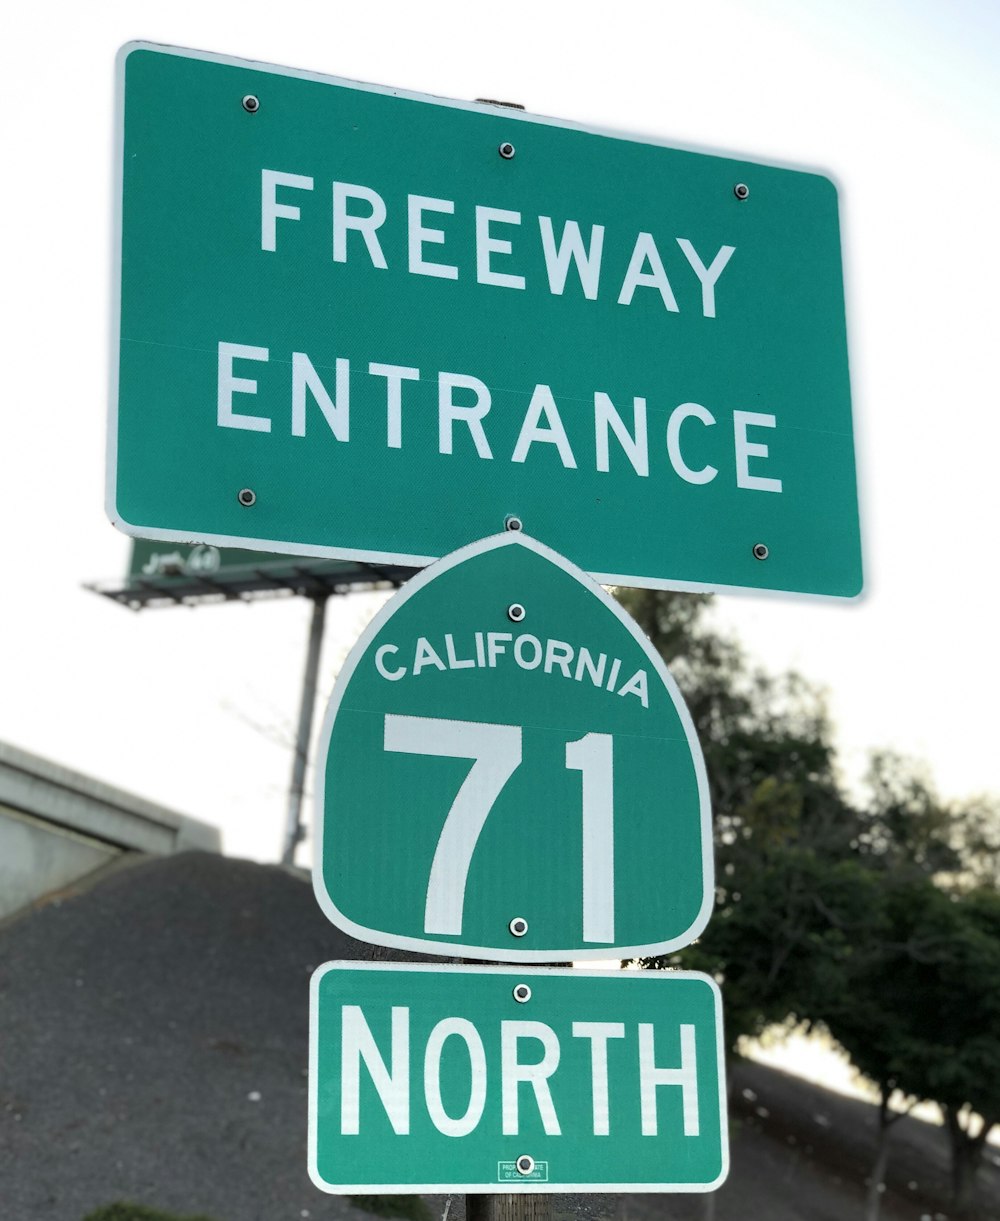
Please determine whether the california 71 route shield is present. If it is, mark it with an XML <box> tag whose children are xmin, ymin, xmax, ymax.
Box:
<box><xmin>312</xmin><ymin>533</ymin><xmax>712</xmax><ymax>962</ymax></box>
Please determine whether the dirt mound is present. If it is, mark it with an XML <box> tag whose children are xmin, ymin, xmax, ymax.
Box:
<box><xmin>0</xmin><ymin>852</ymin><xmax>417</xmax><ymax>1221</ymax></box>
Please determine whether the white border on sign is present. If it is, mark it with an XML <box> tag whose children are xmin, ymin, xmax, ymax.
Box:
<box><xmin>311</xmin><ymin>531</ymin><xmax>715</xmax><ymax>963</ymax></box>
<box><xmin>308</xmin><ymin>961</ymin><xmax>730</xmax><ymax>1195</ymax></box>
<box><xmin>107</xmin><ymin>39</ymin><xmax>864</xmax><ymax>603</ymax></box>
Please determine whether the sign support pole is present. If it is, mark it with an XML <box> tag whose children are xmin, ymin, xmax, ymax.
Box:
<box><xmin>464</xmin><ymin>946</ymin><xmax>553</xmax><ymax>1221</ymax></box>
<box><xmin>352</xmin><ymin>947</ymin><xmax>553</xmax><ymax>1217</ymax></box>
<box><xmin>467</xmin><ymin>1191</ymin><xmax>552</xmax><ymax>1221</ymax></box>
<box><xmin>281</xmin><ymin>593</ymin><xmax>328</xmax><ymax>865</ymax></box>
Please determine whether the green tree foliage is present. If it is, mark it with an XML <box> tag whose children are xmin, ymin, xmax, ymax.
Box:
<box><xmin>622</xmin><ymin>587</ymin><xmax>861</xmax><ymax>1041</ymax></box>
<box><xmin>619</xmin><ymin>587</ymin><xmax>1000</xmax><ymax>1215</ymax></box>
<box><xmin>82</xmin><ymin>1205</ymin><xmax>218</xmax><ymax>1221</ymax></box>
<box><xmin>858</xmin><ymin>750</ymin><xmax>1000</xmax><ymax>888</ymax></box>
<box><xmin>925</xmin><ymin>887</ymin><xmax>1000</xmax><ymax>1215</ymax></box>
<box><xmin>831</xmin><ymin>759</ymin><xmax>1000</xmax><ymax>1217</ymax></box>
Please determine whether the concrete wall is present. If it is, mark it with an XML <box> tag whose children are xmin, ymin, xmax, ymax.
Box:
<box><xmin>0</xmin><ymin>741</ymin><xmax>220</xmax><ymax>921</ymax></box>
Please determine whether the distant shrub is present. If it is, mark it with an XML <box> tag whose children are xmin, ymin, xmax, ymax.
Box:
<box><xmin>350</xmin><ymin>1195</ymin><xmax>432</xmax><ymax>1221</ymax></box>
<box><xmin>83</xmin><ymin>1205</ymin><xmax>218</xmax><ymax>1221</ymax></box>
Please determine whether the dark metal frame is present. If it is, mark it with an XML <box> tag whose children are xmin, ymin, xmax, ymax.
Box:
<box><xmin>86</xmin><ymin>558</ymin><xmax>418</xmax><ymax>611</ymax></box>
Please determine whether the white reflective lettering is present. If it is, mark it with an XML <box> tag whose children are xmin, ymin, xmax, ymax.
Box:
<box><xmin>501</xmin><ymin>1021</ymin><xmax>562</xmax><ymax>1136</ymax></box>
<box><xmin>487</xmin><ymin>632</ymin><xmax>512</xmax><ymax>667</ymax></box>
<box><xmin>438</xmin><ymin>372</ymin><xmax>493</xmax><ymax>458</ymax></box>
<box><xmin>667</xmin><ymin>402</ymin><xmax>718</xmax><ymax>485</ymax></box>
<box><xmin>413</xmin><ymin>638</ymin><xmax>446</xmax><ymax>676</ymax></box>
<box><xmin>217</xmin><ymin>342</ymin><xmax>270</xmax><ymax>432</ymax></box>
<box><xmin>340</xmin><ymin>1005</ymin><xmax>410</xmax><ymax>1135</ymax></box>
<box><xmin>375</xmin><ymin>644</ymin><xmax>406</xmax><ymax>681</ymax></box>
<box><xmin>511</xmin><ymin>385</ymin><xmax>577</xmax><ymax>469</ymax></box>
<box><xmin>261</xmin><ymin>170</ymin><xmax>313</xmax><ymax>252</ymax></box>
<box><xmin>595</xmin><ymin>392</ymin><xmax>649</xmax><ymax>477</ymax></box>
<box><xmin>445</xmin><ymin>634</ymin><xmax>475</xmax><ymax>670</ymax></box>
<box><xmin>618</xmin><ymin>232</ymin><xmax>679</xmax><ymax>310</ymax></box>
<box><xmin>369</xmin><ymin>363</ymin><xmax>420</xmax><ymax>449</ymax></box>
<box><xmin>292</xmin><ymin>353</ymin><xmax>349</xmax><ymax>440</ymax></box>
<box><xmin>539</xmin><ymin>217</ymin><xmax>604</xmax><ymax>299</ymax></box>
<box><xmin>676</xmin><ymin>239</ymin><xmax>735</xmax><ymax>318</ymax></box>
<box><xmin>409</xmin><ymin>195</ymin><xmax>458</xmax><ymax>279</ymax></box>
<box><xmin>513</xmin><ymin>634</ymin><xmax>542</xmax><ymax>670</ymax></box>
<box><xmin>734</xmin><ymin>411</ymin><xmax>782</xmax><ymax>493</ymax></box>
<box><xmin>575</xmin><ymin>648</ymin><xmax>607</xmax><ymax>688</ymax></box>
<box><xmin>639</xmin><ymin>1023</ymin><xmax>699</xmax><ymax>1137</ymax></box>
<box><xmin>617</xmin><ymin>669</ymin><xmax>649</xmax><ymax>708</ymax></box>
<box><xmin>544</xmin><ymin>639</ymin><xmax>574</xmax><ymax>678</ymax></box>
<box><xmin>476</xmin><ymin>206</ymin><xmax>525</xmax><ymax>290</ymax></box>
<box><xmin>384</xmin><ymin>715</ymin><xmax>522</xmax><ymax>937</ymax></box>
<box><xmin>424</xmin><ymin>1018</ymin><xmax>487</xmax><ymax>1137</ymax></box>
<box><xmin>332</xmin><ymin>182</ymin><xmax>388</xmax><ymax>268</ymax></box>
<box><xmin>565</xmin><ymin>732</ymin><xmax>615</xmax><ymax>943</ymax></box>
<box><xmin>572</xmin><ymin>1022</ymin><xmax>626</xmax><ymax>1134</ymax></box>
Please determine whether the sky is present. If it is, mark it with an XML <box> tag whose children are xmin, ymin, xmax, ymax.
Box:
<box><xmin>1</xmin><ymin>0</ymin><xmax>998</xmax><ymax>866</ymax></box>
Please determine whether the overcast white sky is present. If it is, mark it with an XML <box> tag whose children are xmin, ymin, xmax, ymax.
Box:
<box><xmin>1</xmin><ymin>0</ymin><xmax>998</xmax><ymax>863</ymax></box>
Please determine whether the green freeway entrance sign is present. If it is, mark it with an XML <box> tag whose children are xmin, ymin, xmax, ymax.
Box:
<box><xmin>111</xmin><ymin>42</ymin><xmax>861</xmax><ymax>599</ymax></box>
<box><xmin>313</xmin><ymin>533</ymin><xmax>712</xmax><ymax>962</ymax></box>
<box><xmin>309</xmin><ymin>962</ymin><xmax>728</xmax><ymax>1193</ymax></box>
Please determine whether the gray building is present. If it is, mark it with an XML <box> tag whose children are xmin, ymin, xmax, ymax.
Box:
<box><xmin>0</xmin><ymin>740</ymin><xmax>220</xmax><ymax>922</ymax></box>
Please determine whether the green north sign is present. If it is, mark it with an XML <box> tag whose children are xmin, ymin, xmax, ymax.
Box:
<box><xmin>309</xmin><ymin>963</ymin><xmax>728</xmax><ymax>1193</ymax></box>
<box><xmin>110</xmin><ymin>42</ymin><xmax>861</xmax><ymax>598</ymax></box>
<box><xmin>313</xmin><ymin>534</ymin><xmax>712</xmax><ymax>962</ymax></box>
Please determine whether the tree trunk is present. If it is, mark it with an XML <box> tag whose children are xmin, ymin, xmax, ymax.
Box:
<box><xmin>864</xmin><ymin>1096</ymin><xmax>893</xmax><ymax>1221</ymax></box>
<box><xmin>944</xmin><ymin>1106</ymin><xmax>993</xmax><ymax>1218</ymax></box>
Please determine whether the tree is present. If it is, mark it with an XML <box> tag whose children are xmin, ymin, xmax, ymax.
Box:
<box><xmin>619</xmin><ymin>588</ymin><xmax>1000</xmax><ymax>1216</ymax></box>
<box><xmin>842</xmin><ymin>758</ymin><xmax>1000</xmax><ymax>1215</ymax></box>
<box><xmin>619</xmin><ymin>588</ymin><xmax>863</xmax><ymax>1042</ymax></box>
<box><xmin>820</xmin><ymin>874</ymin><xmax>937</xmax><ymax>1221</ymax></box>
<box><xmin>933</xmin><ymin>887</ymin><xmax>1000</xmax><ymax>1215</ymax></box>
<box><xmin>858</xmin><ymin>750</ymin><xmax>1000</xmax><ymax>890</ymax></box>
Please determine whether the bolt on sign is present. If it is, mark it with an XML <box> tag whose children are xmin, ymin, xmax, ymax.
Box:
<box><xmin>313</xmin><ymin>533</ymin><xmax>712</xmax><ymax>962</ymax></box>
<box><xmin>309</xmin><ymin>963</ymin><xmax>728</xmax><ymax>1193</ymax></box>
<box><xmin>110</xmin><ymin>42</ymin><xmax>861</xmax><ymax>598</ymax></box>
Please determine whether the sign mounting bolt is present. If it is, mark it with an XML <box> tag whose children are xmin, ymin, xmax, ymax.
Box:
<box><xmin>498</xmin><ymin>141</ymin><xmax>516</xmax><ymax>160</ymax></box>
<box><xmin>734</xmin><ymin>182</ymin><xmax>749</xmax><ymax>200</ymax></box>
<box><xmin>752</xmin><ymin>542</ymin><xmax>769</xmax><ymax>560</ymax></box>
<box><xmin>513</xmin><ymin>983</ymin><xmax>532</xmax><ymax>1003</ymax></box>
<box><xmin>516</xmin><ymin>1155</ymin><xmax>535</xmax><ymax>1176</ymax></box>
<box><xmin>242</xmin><ymin>94</ymin><xmax>260</xmax><ymax>114</ymax></box>
<box><xmin>507</xmin><ymin>603</ymin><xmax>526</xmax><ymax>623</ymax></box>
<box><xmin>238</xmin><ymin>488</ymin><xmax>257</xmax><ymax>507</ymax></box>
<box><xmin>504</xmin><ymin>515</ymin><xmax>523</xmax><ymax>533</ymax></box>
<box><xmin>508</xmin><ymin>916</ymin><xmax>528</xmax><ymax>937</ymax></box>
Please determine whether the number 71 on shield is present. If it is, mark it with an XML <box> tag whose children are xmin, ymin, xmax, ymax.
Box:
<box><xmin>384</xmin><ymin>713</ymin><xmax>615</xmax><ymax>944</ymax></box>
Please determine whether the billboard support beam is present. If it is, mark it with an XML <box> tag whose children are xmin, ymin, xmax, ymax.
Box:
<box><xmin>282</xmin><ymin>594</ymin><xmax>328</xmax><ymax>865</ymax></box>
